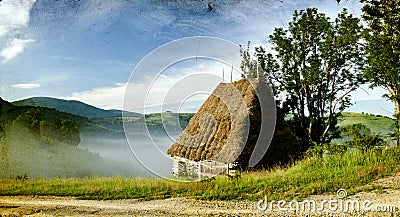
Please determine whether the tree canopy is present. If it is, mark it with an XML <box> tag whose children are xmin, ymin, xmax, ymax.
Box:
<box><xmin>12</xmin><ymin>108</ymin><xmax>81</xmax><ymax>146</ymax></box>
<box><xmin>241</xmin><ymin>8</ymin><xmax>365</xmax><ymax>151</ymax></box>
<box><xmin>361</xmin><ymin>0</ymin><xmax>400</xmax><ymax>144</ymax></box>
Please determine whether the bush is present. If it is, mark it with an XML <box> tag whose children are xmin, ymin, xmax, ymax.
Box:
<box><xmin>341</xmin><ymin>124</ymin><xmax>386</xmax><ymax>153</ymax></box>
<box><xmin>306</xmin><ymin>143</ymin><xmax>326</xmax><ymax>158</ymax></box>
<box><xmin>327</xmin><ymin>143</ymin><xmax>348</xmax><ymax>155</ymax></box>
<box><xmin>306</xmin><ymin>143</ymin><xmax>347</xmax><ymax>158</ymax></box>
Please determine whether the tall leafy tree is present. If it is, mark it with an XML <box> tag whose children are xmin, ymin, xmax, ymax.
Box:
<box><xmin>54</xmin><ymin>120</ymin><xmax>81</xmax><ymax>146</ymax></box>
<box><xmin>242</xmin><ymin>8</ymin><xmax>364</xmax><ymax>151</ymax></box>
<box><xmin>361</xmin><ymin>0</ymin><xmax>400</xmax><ymax>144</ymax></box>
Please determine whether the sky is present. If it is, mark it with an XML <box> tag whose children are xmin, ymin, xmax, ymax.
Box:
<box><xmin>0</xmin><ymin>0</ymin><xmax>394</xmax><ymax>116</ymax></box>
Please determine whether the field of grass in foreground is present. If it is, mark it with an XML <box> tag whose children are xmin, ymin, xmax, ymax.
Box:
<box><xmin>1</xmin><ymin>145</ymin><xmax>399</xmax><ymax>201</ymax></box>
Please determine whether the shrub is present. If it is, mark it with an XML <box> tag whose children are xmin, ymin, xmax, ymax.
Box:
<box><xmin>341</xmin><ymin>124</ymin><xmax>386</xmax><ymax>153</ymax></box>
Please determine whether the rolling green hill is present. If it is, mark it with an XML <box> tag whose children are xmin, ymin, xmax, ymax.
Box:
<box><xmin>1</xmin><ymin>97</ymin><xmax>88</xmax><ymax>125</ymax></box>
<box><xmin>87</xmin><ymin>111</ymin><xmax>395</xmax><ymax>140</ymax></box>
<box><xmin>13</xmin><ymin>97</ymin><xmax>140</xmax><ymax>119</ymax></box>
<box><xmin>337</xmin><ymin>112</ymin><xmax>395</xmax><ymax>135</ymax></box>
<box><xmin>88</xmin><ymin>112</ymin><xmax>194</xmax><ymax>135</ymax></box>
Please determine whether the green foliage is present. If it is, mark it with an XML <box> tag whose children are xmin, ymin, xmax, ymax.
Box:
<box><xmin>12</xmin><ymin>109</ymin><xmax>81</xmax><ymax>146</ymax></box>
<box><xmin>328</xmin><ymin>143</ymin><xmax>348</xmax><ymax>155</ymax></box>
<box><xmin>54</xmin><ymin>120</ymin><xmax>81</xmax><ymax>146</ymax></box>
<box><xmin>15</xmin><ymin>173</ymin><xmax>28</xmax><ymax>181</ymax></box>
<box><xmin>306</xmin><ymin>143</ymin><xmax>325</xmax><ymax>158</ymax></box>
<box><xmin>306</xmin><ymin>143</ymin><xmax>347</xmax><ymax>158</ymax></box>
<box><xmin>242</xmin><ymin>8</ymin><xmax>365</xmax><ymax>152</ymax></box>
<box><xmin>239</xmin><ymin>41</ymin><xmax>263</xmax><ymax>79</ymax></box>
<box><xmin>255</xmin><ymin>108</ymin><xmax>301</xmax><ymax>168</ymax></box>
<box><xmin>361</xmin><ymin>0</ymin><xmax>400</xmax><ymax>144</ymax></box>
<box><xmin>0</xmin><ymin>123</ymin><xmax>4</xmax><ymax>139</ymax></box>
<box><xmin>145</xmin><ymin>112</ymin><xmax>194</xmax><ymax>134</ymax></box>
<box><xmin>341</xmin><ymin>124</ymin><xmax>386</xmax><ymax>153</ymax></box>
<box><xmin>12</xmin><ymin>108</ymin><xmax>42</xmax><ymax>134</ymax></box>
<box><xmin>337</xmin><ymin>112</ymin><xmax>395</xmax><ymax>135</ymax></box>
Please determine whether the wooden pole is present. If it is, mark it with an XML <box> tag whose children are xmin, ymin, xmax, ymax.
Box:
<box><xmin>230</xmin><ymin>65</ymin><xmax>233</xmax><ymax>82</ymax></box>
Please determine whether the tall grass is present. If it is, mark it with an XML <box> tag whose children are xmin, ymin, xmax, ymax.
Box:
<box><xmin>1</xmin><ymin>146</ymin><xmax>399</xmax><ymax>201</ymax></box>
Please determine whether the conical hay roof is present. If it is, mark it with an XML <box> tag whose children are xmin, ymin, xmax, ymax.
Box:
<box><xmin>167</xmin><ymin>78</ymin><xmax>275</xmax><ymax>164</ymax></box>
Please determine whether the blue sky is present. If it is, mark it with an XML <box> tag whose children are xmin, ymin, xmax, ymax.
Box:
<box><xmin>0</xmin><ymin>0</ymin><xmax>394</xmax><ymax>115</ymax></box>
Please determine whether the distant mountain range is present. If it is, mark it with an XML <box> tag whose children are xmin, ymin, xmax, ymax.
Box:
<box><xmin>5</xmin><ymin>97</ymin><xmax>396</xmax><ymax>136</ymax></box>
<box><xmin>12</xmin><ymin>97</ymin><xmax>140</xmax><ymax>119</ymax></box>
<box><xmin>1</xmin><ymin>97</ymin><xmax>88</xmax><ymax>125</ymax></box>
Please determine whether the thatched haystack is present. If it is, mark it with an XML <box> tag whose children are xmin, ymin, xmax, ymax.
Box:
<box><xmin>167</xmin><ymin>78</ymin><xmax>299</xmax><ymax>168</ymax></box>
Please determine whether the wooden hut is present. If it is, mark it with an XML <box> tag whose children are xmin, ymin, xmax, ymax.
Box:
<box><xmin>167</xmin><ymin>78</ymin><xmax>278</xmax><ymax>179</ymax></box>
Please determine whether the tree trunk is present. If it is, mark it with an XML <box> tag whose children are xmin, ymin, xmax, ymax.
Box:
<box><xmin>395</xmin><ymin>99</ymin><xmax>400</xmax><ymax>146</ymax></box>
<box><xmin>395</xmin><ymin>100</ymin><xmax>400</xmax><ymax>116</ymax></box>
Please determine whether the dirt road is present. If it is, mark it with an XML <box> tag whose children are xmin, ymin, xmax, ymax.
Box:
<box><xmin>1</xmin><ymin>196</ymin><xmax>258</xmax><ymax>216</ymax></box>
<box><xmin>1</xmin><ymin>174</ymin><xmax>400</xmax><ymax>216</ymax></box>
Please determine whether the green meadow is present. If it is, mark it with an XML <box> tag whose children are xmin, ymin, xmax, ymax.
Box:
<box><xmin>1</xmin><ymin>145</ymin><xmax>399</xmax><ymax>201</ymax></box>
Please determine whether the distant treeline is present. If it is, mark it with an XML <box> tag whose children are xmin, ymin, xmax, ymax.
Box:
<box><xmin>12</xmin><ymin>108</ymin><xmax>81</xmax><ymax>146</ymax></box>
<box><xmin>145</xmin><ymin>112</ymin><xmax>194</xmax><ymax>134</ymax></box>
<box><xmin>1</xmin><ymin>98</ymin><xmax>86</xmax><ymax>146</ymax></box>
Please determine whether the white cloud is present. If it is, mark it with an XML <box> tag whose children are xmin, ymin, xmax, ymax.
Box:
<box><xmin>0</xmin><ymin>0</ymin><xmax>36</xmax><ymax>38</ymax></box>
<box><xmin>61</xmin><ymin>59</ymin><xmax>239</xmax><ymax>112</ymax></box>
<box><xmin>12</xmin><ymin>83</ymin><xmax>40</xmax><ymax>89</ymax></box>
<box><xmin>1</xmin><ymin>38</ymin><xmax>35</xmax><ymax>62</ymax></box>
<box><xmin>125</xmin><ymin>60</ymin><xmax>243</xmax><ymax>114</ymax></box>
<box><xmin>351</xmin><ymin>85</ymin><xmax>388</xmax><ymax>101</ymax></box>
<box><xmin>61</xmin><ymin>58</ymin><xmax>245</xmax><ymax>113</ymax></box>
<box><xmin>0</xmin><ymin>0</ymin><xmax>36</xmax><ymax>62</ymax></box>
<box><xmin>64</xmin><ymin>83</ymin><xmax>127</xmax><ymax>110</ymax></box>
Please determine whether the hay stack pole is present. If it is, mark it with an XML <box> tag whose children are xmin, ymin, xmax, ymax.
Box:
<box><xmin>222</xmin><ymin>68</ymin><xmax>224</xmax><ymax>82</ymax></box>
<box><xmin>230</xmin><ymin>65</ymin><xmax>233</xmax><ymax>82</ymax></box>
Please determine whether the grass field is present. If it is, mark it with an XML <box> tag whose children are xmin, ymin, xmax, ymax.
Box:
<box><xmin>338</xmin><ymin>112</ymin><xmax>395</xmax><ymax>135</ymax></box>
<box><xmin>1</xmin><ymin>112</ymin><xmax>398</xmax><ymax>201</ymax></box>
<box><xmin>1</xmin><ymin>145</ymin><xmax>399</xmax><ymax>201</ymax></box>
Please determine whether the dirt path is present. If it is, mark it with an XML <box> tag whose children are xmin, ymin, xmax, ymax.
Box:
<box><xmin>0</xmin><ymin>196</ymin><xmax>258</xmax><ymax>216</ymax></box>
<box><xmin>1</xmin><ymin>174</ymin><xmax>400</xmax><ymax>216</ymax></box>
